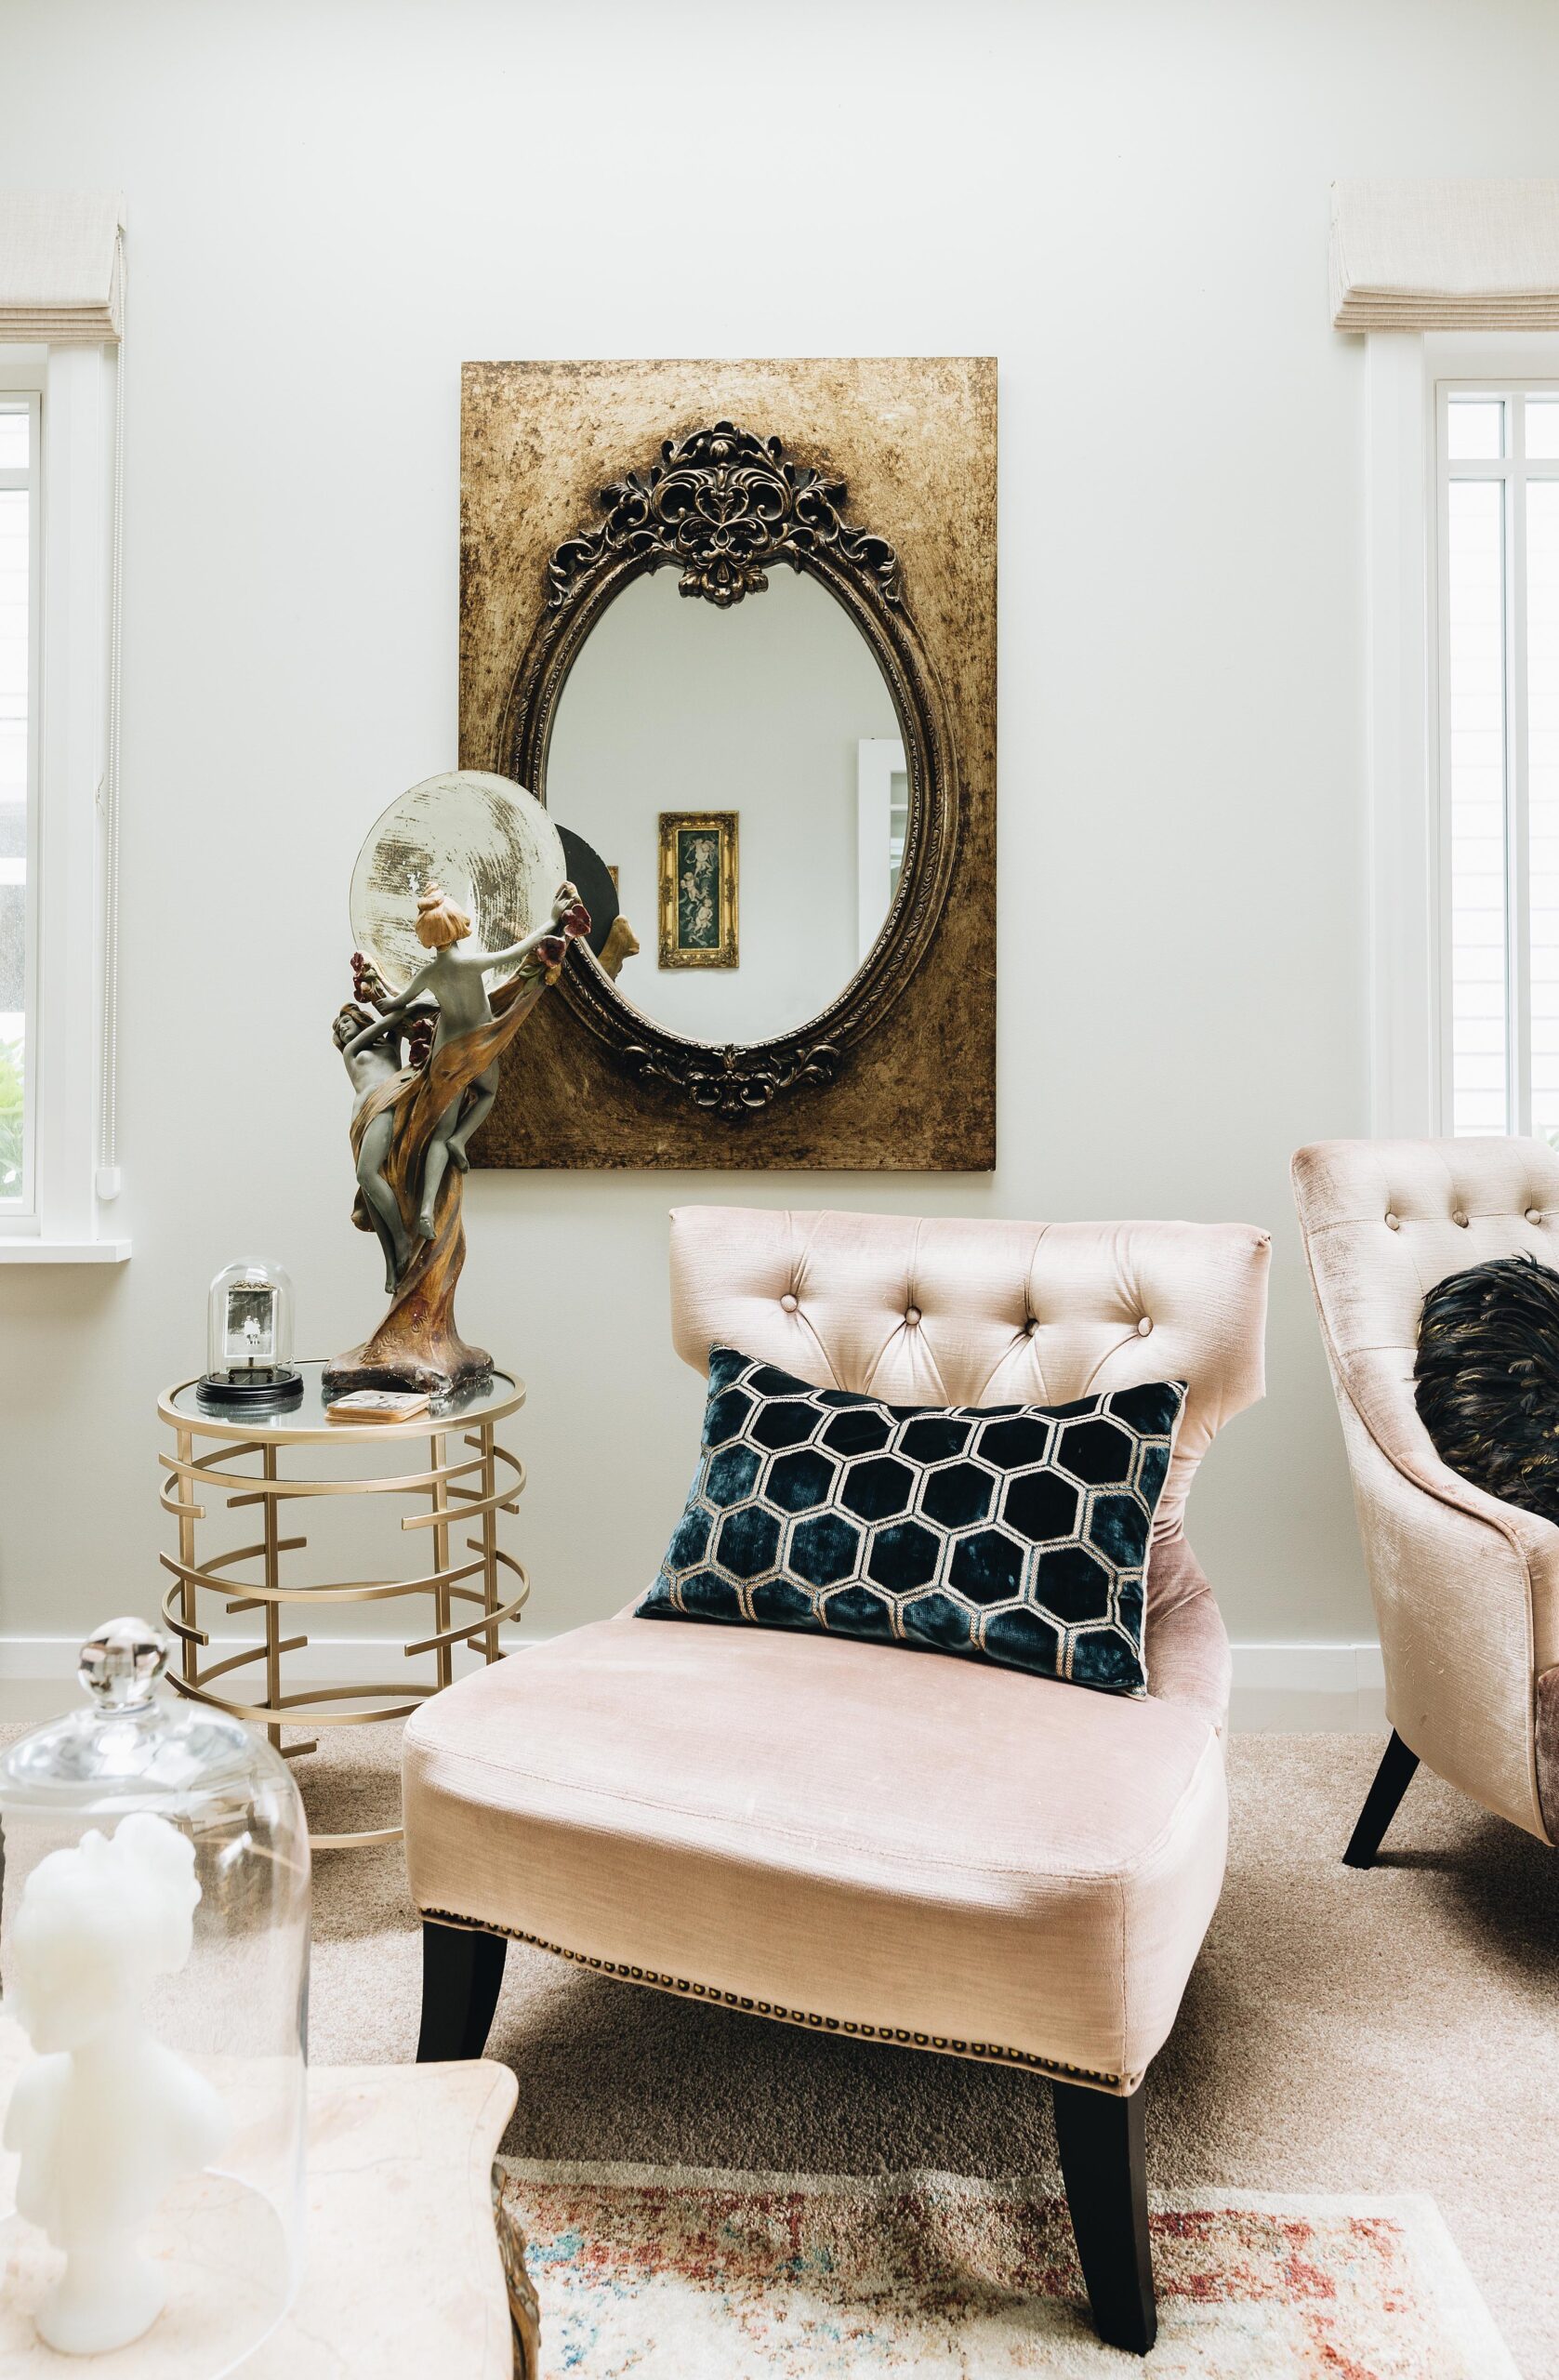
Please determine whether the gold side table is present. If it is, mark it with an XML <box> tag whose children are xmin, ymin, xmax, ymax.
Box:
<box><xmin>157</xmin><ymin>1360</ymin><xmax>527</xmax><ymax>1851</ymax></box>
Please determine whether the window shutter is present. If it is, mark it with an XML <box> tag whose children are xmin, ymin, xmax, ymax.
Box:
<box><xmin>0</xmin><ymin>193</ymin><xmax>124</xmax><ymax>343</ymax></box>
<box><xmin>1331</xmin><ymin>179</ymin><xmax>1559</xmax><ymax>331</ymax></box>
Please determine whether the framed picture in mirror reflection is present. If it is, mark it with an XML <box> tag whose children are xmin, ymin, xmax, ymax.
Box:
<box><xmin>659</xmin><ymin>812</ymin><xmax>738</xmax><ymax>970</ymax></box>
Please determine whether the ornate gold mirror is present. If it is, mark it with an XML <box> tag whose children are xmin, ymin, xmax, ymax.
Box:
<box><xmin>460</xmin><ymin>359</ymin><xmax>996</xmax><ymax>1170</ymax></box>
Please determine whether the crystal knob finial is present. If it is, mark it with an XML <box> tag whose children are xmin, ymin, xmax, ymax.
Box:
<box><xmin>79</xmin><ymin>1618</ymin><xmax>169</xmax><ymax>1712</ymax></box>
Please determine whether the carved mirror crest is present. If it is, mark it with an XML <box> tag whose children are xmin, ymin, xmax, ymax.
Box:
<box><xmin>460</xmin><ymin>359</ymin><xmax>996</xmax><ymax>1170</ymax></box>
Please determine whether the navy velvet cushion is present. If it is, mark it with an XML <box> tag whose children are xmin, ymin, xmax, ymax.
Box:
<box><xmin>636</xmin><ymin>1346</ymin><xmax>1187</xmax><ymax>1696</ymax></box>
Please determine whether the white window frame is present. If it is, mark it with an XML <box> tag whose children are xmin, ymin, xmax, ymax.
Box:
<box><xmin>0</xmin><ymin>341</ymin><xmax>127</xmax><ymax>1261</ymax></box>
<box><xmin>1366</xmin><ymin>328</ymin><xmax>1559</xmax><ymax>1140</ymax></box>
<box><xmin>1435</xmin><ymin>376</ymin><xmax>1559</xmax><ymax>1139</ymax></box>
<box><xmin>0</xmin><ymin>387</ymin><xmax>42</xmax><ymax>1210</ymax></box>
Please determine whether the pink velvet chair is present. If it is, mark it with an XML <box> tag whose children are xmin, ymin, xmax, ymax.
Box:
<box><xmin>403</xmin><ymin>1205</ymin><xmax>1270</xmax><ymax>2353</ymax></box>
<box><xmin>1293</xmin><ymin>1137</ymin><xmax>1559</xmax><ymax>1862</ymax></box>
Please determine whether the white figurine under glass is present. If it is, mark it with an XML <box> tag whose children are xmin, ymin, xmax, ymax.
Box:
<box><xmin>7</xmin><ymin>1811</ymin><xmax>231</xmax><ymax>2350</ymax></box>
<box><xmin>0</xmin><ymin>1620</ymin><xmax>310</xmax><ymax>2373</ymax></box>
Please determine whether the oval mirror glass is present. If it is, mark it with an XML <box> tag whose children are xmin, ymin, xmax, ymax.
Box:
<box><xmin>545</xmin><ymin>569</ymin><xmax>905</xmax><ymax>1044</ymax></box>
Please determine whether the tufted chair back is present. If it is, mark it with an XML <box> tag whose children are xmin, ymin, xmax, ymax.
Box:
<box><xmin>1292</xmin><ymin>1137</ymin><xmax>1559</xmax><ymax>1468</ymax></box>
<box><xmin>669</xmin><ymin>1207</ymin><xmax>1270</xmax><ymax>1541</ymax></box>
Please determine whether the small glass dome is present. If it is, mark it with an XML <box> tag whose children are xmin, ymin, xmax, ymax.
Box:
<box><xmin>203</xmin><ymin>1259</ymin><xmax>301</xmax><ymax>1408</ymax></box>
<box><xmin>0</xmin><ymin>1619</ymin><xmax>310</xmax><ymax>2373</ymax></box>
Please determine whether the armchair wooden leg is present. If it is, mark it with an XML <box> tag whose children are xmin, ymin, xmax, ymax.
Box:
<box><xmin>1052</xmin><ymin>2076</ymin><xmax>1155</xmax><ymax>2355</ymax></box>
<box><xmin>1343</xmin><ymin>1729</ymin><xmax>1420</xmax><ymax>1870</ymax></box>
<box><xmin>416</xmin><ymin>1919</ymin><xmax>508</xmax><ymax>2062</ymax></box>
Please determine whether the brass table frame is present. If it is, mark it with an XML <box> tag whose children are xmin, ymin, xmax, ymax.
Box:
<box><xmin>157</xmin><ymin>1364</ymin><xmax>527</xmax><ymax>1852</ymax></box>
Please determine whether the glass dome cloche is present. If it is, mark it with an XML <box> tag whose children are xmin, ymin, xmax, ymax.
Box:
<box><xmin>202</xmin><ymin>1259</ymin><xmax>302</xmax><ymax>1408</ymax></box>
<box><xmin>0</xmin><ymin>1619</ymin><xmax>310</xmax><ymax>2373</ymax></box>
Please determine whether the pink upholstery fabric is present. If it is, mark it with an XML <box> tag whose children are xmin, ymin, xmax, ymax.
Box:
<box><xmin>1142</xmin><ymin>1534</ymin><xmax>1232</xmax><ymax>1729</ymax></box>
<box><xmin>667</xmin><ymin>1207</ymin><xmax>1270</xmax><ymax>1542</ymax></box>
<box><xmin>1293</xmin><ymin>1138</ymin><xmax>1559</xmax><ymax>1843</ymax></box>
<box><xmin>403</xmin><ymin>1603</ymin><xmax>1229</xmax><ymax>2090</ymax></box>
<box><xmin>403</xmin><ymin>1203</ymin><xmax>1268</xmax><ymax>2089</ymax></box>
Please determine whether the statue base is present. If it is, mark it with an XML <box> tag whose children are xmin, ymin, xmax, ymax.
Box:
<box><xmin>322</xmin><ymin>1342</ymin><xmax>494</xmax><ymax>1401</ymax></box>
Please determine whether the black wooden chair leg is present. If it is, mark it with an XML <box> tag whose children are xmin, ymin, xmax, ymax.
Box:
<box><xmin>1053</xmin><ymin>2076</ymin><xmax>1155</xmax><ymax>2355</ymax></box>
<box><xmin>416</xmin><ymin>1919</ymin><xmax>508</xmax><ymax>2062</ymax></box>
<box><xmin>1342</xmin><ymin>1729</ymin><xmax>1420</xmax><ymax>1869</ymax></box>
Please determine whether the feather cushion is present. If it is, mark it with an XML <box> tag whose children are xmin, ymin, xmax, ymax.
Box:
<box><xmin>637</xmin><ymin>1345</ymin><xmax>1187</xmax><ymax>1695</ymax></box>
<box><xmin>1415</xmin><ymin>1251</ymin><xmax>1559</xmax><ymax>1524</ymax></box>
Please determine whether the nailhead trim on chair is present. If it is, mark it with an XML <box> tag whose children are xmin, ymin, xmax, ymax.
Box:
<box><xmin>418</xmin><ymin>1905</ymin><xmax>1132</xmax><ymax>2094</ymax></box>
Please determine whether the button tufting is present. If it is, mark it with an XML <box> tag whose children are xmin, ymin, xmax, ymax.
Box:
<box><xmin>1026</xmin><ymin>1316</ymin><xmax>1039</xmax><ymax>1336</ymax></box>
<box><xmin>1385</xmin><ymin>1211</ymin><xmax>1401</xmax><ymax>1230</ymax></box>
<box><xmin>1528</xmin><ymin>1208</ymin><xmax>1544</xmax><ymax>1224</ymax></box>
<box><xmin>905</xmin><ymin>1305</ymin><xmax>921</xmax><ymax>1326</ymax></box>
<box><xmin>1136</xmin><ymin>1316</ymin><xmax>1153</xmax><ymax>1336</ymax></box>
<box><xmin>780</xmin><ymin>1292</ymin><xmax>798</xmax><ymax>1313</ymax></box>
<box><xmin>1453</xmin><ymin>1210</ymin><xmax>1469</xmax><ymax>1226</ymax></box>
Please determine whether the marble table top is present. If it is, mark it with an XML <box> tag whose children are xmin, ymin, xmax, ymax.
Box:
<box><xmin>1</xmin><ymin>2049</ymin><xmax>521</xmax><ymax>2377</ymax></box>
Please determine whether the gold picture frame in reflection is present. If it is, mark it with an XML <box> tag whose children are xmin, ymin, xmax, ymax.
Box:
<box><xmin>658</xmin><ymin>812</ymin><xmax>738</xmax><ymax>970</ymax></box>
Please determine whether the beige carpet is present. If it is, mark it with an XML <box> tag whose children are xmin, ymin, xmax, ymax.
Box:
<box><xmin>294</xmin><ymin>1726</ymin><xmax>1557</xmax><ymax>2377</ymax></box>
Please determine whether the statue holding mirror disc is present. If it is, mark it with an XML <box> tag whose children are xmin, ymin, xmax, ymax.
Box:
<box><xmin>325</xmin><ymin>772</ymin><xmax>586</xmax><ymax>1396</ymax></box>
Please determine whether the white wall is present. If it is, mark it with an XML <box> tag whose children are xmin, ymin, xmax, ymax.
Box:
<box><xmin>548</xmin><ymin>566</ymin><xmax>897</xmax><ymax>1042</ymax></box>
<box><xmin>5</xmin><ymin>0</ymin><xmax>1557</xmax><ymax>1696</ymax></box>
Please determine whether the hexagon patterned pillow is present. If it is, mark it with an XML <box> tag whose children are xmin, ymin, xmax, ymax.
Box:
<box><xmin>636</xmin><ymin>1346</ymin><xmax>1187</xmax><ymax>1695</ymax></box>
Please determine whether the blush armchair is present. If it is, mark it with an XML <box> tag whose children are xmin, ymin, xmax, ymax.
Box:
<box><xmin>1292</xmin><ymin>1138</ymin><xmax>1559</xmax><ymax>1861</ymax></box>
<box><xmin>403</xmin><ymin>1205</ymin><xmax>1270</xmax><ymax>2354</ymax></box>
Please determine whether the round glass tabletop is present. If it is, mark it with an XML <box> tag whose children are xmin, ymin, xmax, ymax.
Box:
<box><xmin>160</xmin><ymin>1359</ymin><xmax>524</xmax><ymax>1443</ymax></box>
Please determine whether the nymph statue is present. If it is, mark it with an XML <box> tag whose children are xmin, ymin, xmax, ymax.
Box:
<box><xmin>325</xmin><ymin>871</ymin><xmax>588</xmax><ymax>1397</ymax></box>
<box><xmin>326</xmin><ymin>770</ymin><xmax>587</xmax><ymax>1397</ymax></box>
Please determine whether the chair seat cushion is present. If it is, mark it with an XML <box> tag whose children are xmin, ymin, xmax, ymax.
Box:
<box><xmin>403</xmin><ymin>1555</ymin><xmax>1230</xmax><ymax>2091</ymax></box>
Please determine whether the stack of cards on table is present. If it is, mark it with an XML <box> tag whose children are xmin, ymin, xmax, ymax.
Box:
<box><xmin>325</xmin><ymin>1389</ymin><xmax>431</xmax><ymax>1423</ymax></box>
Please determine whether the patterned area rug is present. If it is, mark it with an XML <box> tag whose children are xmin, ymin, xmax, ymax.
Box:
<box><xmin>498</xmin><ymin>2163</ymin><xmax>1519</xmax><ymax>2377</ymax></box>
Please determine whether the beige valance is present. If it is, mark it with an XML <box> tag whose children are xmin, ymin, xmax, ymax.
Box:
<box><xmin>1331</xmin><ymin>178</ymin><xmax>1559</xmax><ymax>331</ymax></box>
<box><xmin>0</xmin><ymin>192</ymin><xmax>124</xmax><ymax>342</ymax></box>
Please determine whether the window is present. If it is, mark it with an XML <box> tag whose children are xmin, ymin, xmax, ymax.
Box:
<box><xmin>1362</xmin><ymin>322</ymin><xmax>1559</xmax><ymax>1143</ymax></box>
<box><xmin>0</xmin><ymin>196</ymin><xmax>126</xmax><ymax>1257</ymax></box>
<box><xmin>0</xmin><ymin>343</ymin><xmax>127</xmax><ymax>1260</ymax></box>
<box><xmin>0</xmin><ymin>392</ymin><xmax>39</xmax><ymax>1206</ymax></box>
<box><xmin>1439</xmin><ymin>380</ymin><xmax>1559</xmax><ymax>1140</ymax></box>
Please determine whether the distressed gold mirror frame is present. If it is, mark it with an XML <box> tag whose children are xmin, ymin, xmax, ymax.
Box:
<box><xmin>460</xmin><ymin>357</ymin><xmax>996</xmax><ymax>1170</ymax></box>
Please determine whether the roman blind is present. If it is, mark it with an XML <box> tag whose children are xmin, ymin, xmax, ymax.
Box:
<box><xmin>1331</xmin><ymin>179</ymin><xmax>1559</xmax><ymax>332</ymax></box>
<box><xmin>0</xmin><ymin>192</ymin><xmax>124</xmax><ymax>342</ymax></box>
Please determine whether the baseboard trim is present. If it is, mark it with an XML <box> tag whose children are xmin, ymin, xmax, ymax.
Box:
<box><xmin>0</xmin><ymin>1633</ymin><xmax>1387</xmax><ymax>1731</ymax></box>
<box><xmin>1228</xmin><ymin>1642</ymin><xmax>1386</xmax><ymax>1734</ymax></box>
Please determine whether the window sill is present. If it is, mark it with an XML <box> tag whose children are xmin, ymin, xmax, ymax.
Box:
<box><xmin>0</xmin><ymin>1236</ymin><xmax>131</xmax><ymax>1263</ymax></box>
